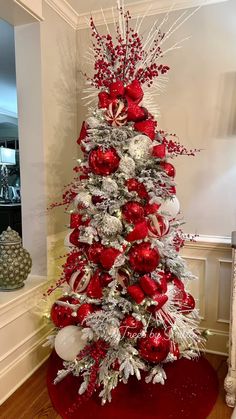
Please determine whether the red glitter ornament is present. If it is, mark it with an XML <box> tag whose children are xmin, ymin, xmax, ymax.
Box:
<box><xmin>129</xmin><ymin>242</ymin><xmax>160</xmax><ymax>273</ymax></box>
<box><xmin>138</xmin><ymin>328</ymin><xmax>170</xmax><ymax>363</ymax></box>
<box><xmin>77</xmin><ymin>303</ymin><xmax>96</xmax><ymax>325</ymax></box>
<box><xmin>50</xmin><ymin>296</ymin><xmax>79</xmax><ymax>328</ymax></box>
<box><xmin>99</xmin><ymin>247</ymin><xmax>121</xmax><ymax>270</ymax></box>
<box><xmin>127</xmin><ymin>284</ymin><xmax>145</xmax><ymax>304</ymax></box>
<box><xmin>126</xmin><ymin>220</ymin><xmax>148</xmax><ymax>242</ymax></box>
<box><xmin>122</xmin><ymin>201</ymin><xmax>145</xmax><ymax>224</ymax></box>
<box><xmin>160</xmin><ymin>162</ymin><xmax>176</xmax><ymax>178</ymax></box>
<box><xmin>87</xmin><ymin>242</ymin><xmax>104</xmax><ymax>264</ymax></box>
<box><xmin>120</xmin><ymin>315</ymin><xmax>143</xmax><ymax>338</ymax></box>
<box><xmin>152</xmin><ymin>143</ymin><xmax>166</xmax><ymax>159</ymax></box>
<box><xmin>89</xmin><ymin>147</ymin><xmax>120</xmax><ymax>176</ymax></box>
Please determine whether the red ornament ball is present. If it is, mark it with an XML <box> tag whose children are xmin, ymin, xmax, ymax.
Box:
<box><xmin>126</xmin><ymin>220</ymin><xmax>148</xmax><ymax>242</ymax></box>
<box><xmin>50</xmin><ymin>296</ymin><xmax>79</xmax><ymax>328</ymax></box>
<box><xmin>160</xmin><ymin>162</ymin><xmax>176</xmax><ymax>178</ymax></box>
<box><xmin>138</xmin><ymin>328</ymin><xmax>170</xmax><ymax>363</ymax></box>
<box><xmin>120</xmin><ymin>315</ymin><xmax>143</xmax><ymax>339</ymax></box>
<box><xmin>129</xmin><ymin>242</ymin><xmax>160</xmax><ymax>273</ymax></box>
<box><xmin>99</xmin><ymin>247</ymin><xmax>121</xmax><ymax>270</ymax></box>
<box><xmin>87</xmin><ymin>242</ymin><xmax>104</xmax><ymax>264</ymax></box>
<box><xmin>147</xmin><ymin>215</ymin><xmax>169</xmax><ymax>238</ymax></box>
<box><xmin>77</xmin><ymin>303</ymin><xmax>95</xmax><ymax>325</ymax></box>
<box><xmin>89</xmin><ymin>147</ymin><xmax>120</xmax><ymax>176</ymax></box>
<box><xmin>122</xmin><ymin>201</ymin><xmax>145</xmax><ymax>224</ymax></box>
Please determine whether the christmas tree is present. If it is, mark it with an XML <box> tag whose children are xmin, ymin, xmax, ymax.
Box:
<box><xmin>48</xmin><ymin>3</ymin><xmax>204</xmax><ymax>412</ymax></box>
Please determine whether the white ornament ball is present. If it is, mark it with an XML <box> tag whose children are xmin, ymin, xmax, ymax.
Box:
<box><xmin>99</xmin><ymin>213</ymin><xmax>123</xmax><ymax>237</ymax></box>
<box><xmin>119</xmin><ymin>156</ymin><xmax>135</xmax><ymax>176</ymax></box>
<box><xmin>128</xmin><ymin>135</ymin><xmax>152</xmax><ymax>161</ymax></box>
<box><xmin>159</xmin><ymin>196</ymin><xmax>180</xmax><ymax>219</ymax></box>
<box><xmin>54</xmin><ymin>326</ymin><xmax>87</xmax><ymax>361</ymax></box>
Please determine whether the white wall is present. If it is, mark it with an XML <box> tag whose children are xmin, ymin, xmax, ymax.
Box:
<box><xmin>15</xmin><ymin>22</ymin><xmax>47</xmax><ymax>276</ymax></box>
<box><xmin>157</xmin><ymin>0</ymin><xmax>236</xmax><ymax>237</ymax></box>
<box><xmin>41</xmin><ymin>2</ymin><xmax>78</xmax><ymax>238</ymax></box>
<box><xmin>76</xmin><ymin>0</ymin><xmax>236</xmax><ymax>238</ymax></box>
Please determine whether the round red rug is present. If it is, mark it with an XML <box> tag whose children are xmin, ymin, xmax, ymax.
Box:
<box><xmin>47</xmin><ymin>351</ymin><xmax>218</xmax><ymax>419</ymax></box>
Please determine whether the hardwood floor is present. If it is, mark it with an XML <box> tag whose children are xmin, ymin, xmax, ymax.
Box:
<box><xmin>0</xmin><ymin>354</ymin><xmax>233</xmax><ymax>419</ymax></box>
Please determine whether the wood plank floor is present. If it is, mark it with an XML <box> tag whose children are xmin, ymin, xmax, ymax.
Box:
<box><xmin>0</xmin><ymin>354</ymin><xmax>233</xmax><ymax>419</ymax></box>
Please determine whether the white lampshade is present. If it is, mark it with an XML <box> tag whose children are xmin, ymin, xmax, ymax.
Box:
<box><xmin>0</xmin><ymin>147</ymin><xmax>16</xmax><ymax>165</ymax></box>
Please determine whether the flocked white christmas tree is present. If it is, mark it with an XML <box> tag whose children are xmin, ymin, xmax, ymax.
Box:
<box><xmin>47</xmin><ymin>2</ymin><xmax>204</xmax><ymax>413</ymax></box>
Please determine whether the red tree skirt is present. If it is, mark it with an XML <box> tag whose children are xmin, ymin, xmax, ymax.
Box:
<box><xmin>47</xmin><ymin>351</ymin><xmax>218</xmax><ymax>419</ymax></box>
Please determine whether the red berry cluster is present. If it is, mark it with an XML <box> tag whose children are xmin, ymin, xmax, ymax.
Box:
<box><xmin>87</xmin><ymin>12</ymin><xmax>170</xmax><ymax>89</ymax></box>
<box><xmin>66</xmin><ymin>340</ymin><xmax>109</xmax><ymax>415</ymax></box>
<box><xmin>160</xmin><ymin>131</ymin><xmax>201</xmax><ymax>157</ymax></box>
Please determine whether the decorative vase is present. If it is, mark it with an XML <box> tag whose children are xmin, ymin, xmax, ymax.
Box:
<box><xmin>0</xmin><ymin>227</ymin><xmax>32</xmax><ymax>291</ymax></box>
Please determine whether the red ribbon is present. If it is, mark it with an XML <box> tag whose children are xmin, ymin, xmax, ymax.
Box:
<box><xmin>98</xmin><ymin>79</ymin><xmax>156</xmax><ymax>140</ymax></box>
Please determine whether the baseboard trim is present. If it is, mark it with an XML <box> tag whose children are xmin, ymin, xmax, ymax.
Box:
<box><xmin>0</xmin><ymin>330</ymin><xmax>52</xmax><ymax>406</ymax></box>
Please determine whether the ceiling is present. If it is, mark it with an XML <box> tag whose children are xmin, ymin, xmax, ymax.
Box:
<box><xmin>0</xmin><ymin>18</ymin><xmax>17</xmax><ymax>117</ymax></box>
<box><xmin>67</xmin><ymin>0</ymin><xmax>144</xmax><ymax>14</ymax></box>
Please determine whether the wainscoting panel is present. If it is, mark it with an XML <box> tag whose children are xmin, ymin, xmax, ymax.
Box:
<box><xmin>0</xmin><ymin>276</ymin><xmax>52</xmax><ymax>405</ymax></box>
<box><xmin>181</xmin><ymin>240</ymin><xmax>232</xmax><ymax>355</ymax></box>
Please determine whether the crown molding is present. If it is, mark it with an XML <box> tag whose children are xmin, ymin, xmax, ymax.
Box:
<box><xmin>76</xmin><ymin>0</ymin><xmax>229</xmax><ymax>30</ymax></box>
<box><xmin>43</xmin><ymin>0</ymin><xmax>229</xmax><ymax>30</ymax></box>
<box><xmin>44</xmin><ymin>0</ymin><xmax>79</xmax><ymax>29</ymax></box>
<box><xmin>14</xmin><ymin>0</ymin><xmax>44</xmax><ymax>22</ymax></box>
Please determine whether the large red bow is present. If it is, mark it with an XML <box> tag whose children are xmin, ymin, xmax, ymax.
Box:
<box><xmin>98</xmin><ymin>79</ymin><xmax>156</xmax><ymax>140</ymax></box>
